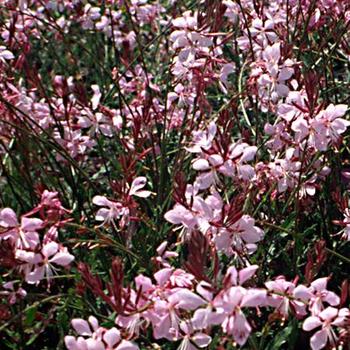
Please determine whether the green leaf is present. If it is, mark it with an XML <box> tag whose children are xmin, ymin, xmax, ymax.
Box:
<box><xmin>265</xmin><ymin>324</ymin><xmax>293</xmax><ymax>350</ymax></box>
<box><xmin>24</xmin><ymin>306</ymin><xmax>37</xmax><ymax>327</ymax></box>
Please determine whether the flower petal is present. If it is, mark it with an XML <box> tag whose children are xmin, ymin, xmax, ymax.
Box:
<box><xmin>310</xmin><ymin>329</ymin><xmax>328</xmax><ymax>350</ymax></box>
<box><xmin>104</xmin><ymin>327</ymin><xmax>120</xmax><ymax>348</ymax></box>
<box><xmin>71</xmin><ymin>319</ymin><xmax>92</xmax><ymax>336</ymax></box>
<box><xmin>303</xmin><ymin>316</ymin><xmax>322</xmax><ymax>331</ymax></box>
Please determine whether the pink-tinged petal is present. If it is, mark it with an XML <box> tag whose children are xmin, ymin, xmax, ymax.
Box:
<box><xmin>21</xmin><ymin>217</ymin><xmax>44</xmax><ymax>231</ymax></box>
<box><xmin>64</xmin><ymin>336</ymin><xmax>76</xmax><ymax>350</ymax></box>
<box><xmin>192</xmin><ymin>308</ymin><xmax>224</xmax><ymax>329</ymax></box>
<box><xmin>42</xmin><ymin>241</ymin><xmax>59</xmax><ymax>258</ymax></box>
<box><xmin>99</xmin><ymin>124</ymin><xmax>113</xmax><ymax>137</ymax></box>
<box><xmin>192</xmin><ymin>333</ymin><xmax>212</xmax><ymax>347</ymax></box>
<box><xmin>154</xmin><ymin>267</ymin><xmax>173</xmax><ymax>286</ymax></box>
<box><xmin>276</xmin><ymin>83</ymin><xmax>289</xmax><ymax>97</ymax></box>
<box><xmin>241</xmin><ymin>146</ymin><xmax>257</xmax><ymax>162</ymax></box>
<box><xmin>332</xmin><ymin>308</ymin><xmax>350</xmax><ymax>326</ymax></box>
<box><xmin>333</xmin><ymin>104</ymin><xmax>348</xmax><ymax>118</ymax></box>
<box><xmin>135</xmin><ymin>274</ymin><xmax>154</xmax><ymax>292</ymax></box>
<box><xmin>50</xmin><ymin>251</ymin><xmax>75</xmax><ymax>266</ymax></box>
<box><xmin>169</xmin><ymin>30</ymin><xmax>187</xmax><ymax>45</ymax></box>
<box><xmin>311</xmin><ymin>277</ymin><xmax>328</xmax><ymax>292</ymax></box>
<box><xmin>169</xmin><ymin>289</ymin><xmax>206</xmax><ymax>310</ymax></box>
<box><xmin>116</xmin><ymin>340</ymin><xmax>139</xmax><ymax>350</ymax></box>
<box><xmin>3</xmin><ymin>281</ymin><xmax>14</xmax><ymax>290</ymax></box>
<box><xmin>233</xmin><ymin>311</ymin><xmax>251</xmax><ymax>346</ymax></box>
<box><xmin>0</xmin><ymin>208</ymin><xmax>18</xmax><ymax>227</ymax></box>
<box><xmin>86</xmin><ymin>338</ymin><xmax>104</xmax><ymax>350</ymax></box>
<box><xmin>77</xmin><ymin>117</ymin><xmax>92</xmax><ymax>129</ymax></box>
<box><xmin>319</xmin><ymin>307</ymin><xmax>338</xmax><ymax>321</ymax></box>
<box><xmin>226</xmin><ymin>266</ymin><xmax>238</xmax><ymax>286</ymax></box>
<box><xmin>325</xmin><ymin>104</ymin><xmax>347</xmax><ymax>119</ymax></box>
<box><xmin>172</xmin><ymin>17</ymin><xmax>187</xmax><ymax>28</ymax></box>
<box><xmin>222</xmin><ymin>286</ymin><xmax>245</xmax><ymax>309</ymax></box>
<box><xmin>91</xmin><ymin>85</ymin><xmax>101</xmax><ymax>110</ymax></box>
<box><xmin>156</xmin><ymin>241</ymin><xmax>167</xmax><ymax>255</ymax></box>
<box><xmin>196</xmin><ymin>281</ymin><xmax>213</xmax><ymax>301</ymax></box>
<box><xmin>191</xmin><ymin>309</ymin><xmax>208</xmax><ymax>329</ymax></box>
<box><xmin>195</xmin><ymin>172</ymin><xmax>215</xmax><ymax>190</ymax></box>
<box><xmin>208</xmin><ymin>154</ymin><xmax>223</xmax><ymax>167</ymax></box>
<box><xmin>71</xmin><ymin>319</ymin><xmax>92</xmax><ymax>336</ymax></box>
<box><xmin>293</xmin><ymin>285</ymin><xmax>312</xmax><ymax>300</ymax></box>
<box><xmin>88</xmin><ymin>316</ymin><xmax>99</xmax><ymax>331</ymax></box>
<box><xmin>76</xmin><ymin>337</ymin><xmax>88</xmax><ymax>350</ymax></box>
<box><xmin>22</xmin><ymin>231</ymin><xmax>40</xmax><ymax>249</ymax></box>
<box><xmin>117</xmin><ymin>314</ymin><xmax>141</xmax><ymax>330</ymax></box>
<box><xmin>242</xmin><ymin>289</ymin><xmax>267</xmax><ymax>307</ymax></box>
<box><xmin>291</xmin><ymin>117</ymin><xmax>308</xmax><ymax>134</ymax></box>
<box><xmin>263</xmin><ymin>43</ymin><xmax>280</xmax><ymax>62</ymax></box>
<box><xmin>92</xmin><ymin>196</ymin><xmax>111</xmax><ymax>207</ymax></box>
<box><xmin>239</xmin><ymin>265</ymin><xmax>258</xmax><ymax>285</ymax></box>
<box><xmin>293</xmin><ymin>300</ymin><xmax>308</xmax><ymax>317</ymax></box>
<box><xmin>95</xmin><ymin>208</ymin><xmax>111</xmax><ymax>222</ymax></box>
<box><xmin>26</xmin><ymin>266</ymin><xmax>45</xmax><ymax>284</ymax></box>
<box><xmin>153</xmin><ymin>314</ymin><xmax>171</xmax><ymax>340</ymax></box>
<box><xmin>208</xmin><ymin>122</ymin><xmax>217</xmax><ymax>140</ymax></box>
<box><xmin>129</xmin><ymin>177</ymin><xmax>148</xmax><ymax>196</ymax></box>
<box><xmin>64</xmin><ymin>336</ymin><xmax>89</xmax><ymax>350</ymax></box>
<box><xmin>303</xmin><ymin>316</ymin><xmax>322</xmax><ymax>331</ymax></box>
<box><xmin>0</xmin><ymin>49</ymin><xmax>15</xmax><ymax>60</ymax></box>
<box><xmin>323</xmin><ymin>291</ymin><xmax>340</xmax><ymax>306</ymax></box>
<box><xmin>238</xmin><ymin>164</ymin><xmax>255</xmax><ymax>180</ymax></box>
<box><xmin>132</xmin><ymin>190</ymin><xmax>152</xmax><ymax>198</ymax></box>
<box><xmin>103</xmin><ymin>327</ymin><xmax>120</xmax><ymax>348</ymax></box>
<box><xmin>338</xmin><ymin>308</ymin><xmax>350</xmax><ymax>318</ymax></box>
<box><xmin>331</xmin><ymin>118</ymin><xmax>350</xmax><ymax>134</ymax></box>
<box><xmin>239</xmin><ymin>222</ymin><xmax>264</xmax><ymax>243</ymax></box>
<box><xmin>310</xmin><ymin>329</ymin><xmax>328</xmax><ymax>350</ymax></box>
<box><xmin>279</xmin><ymin>67</ymin><xmax>293</xmax><ymax>81</ymax></box>
<box><xmin>164</xmin><ymin>205</ymin><xmax>193</xmax><ymax>225</ymax></box>
<box><xmin>15</xmin><ymin>250</ymin><xmax>39</xmax><ymax>263</ymax></box>
<box><xmin>193</xmin><ymin>159</ymin><xmax>210</xmax><ymax>171</ymax></box>
<box><xmin>192</xmin><ymin>198</ymin><xmax>211</xmax><ymax>220</ymax></box>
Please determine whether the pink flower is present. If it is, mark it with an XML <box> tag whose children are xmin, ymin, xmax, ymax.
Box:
<box><xmin>265</xmin><ymin>276</ymin><xmax>307</xmax><ymax>318</ymax></box>
<box><xmin>0</xmin><ymin>281</ymin><xmax>26</xmax><ymax>304</ymax></box>
<box><xmin>91</xmin><ymin>85</ymin><xmax>102</xmax><ymax>110</ymax></box>
<box><xmin>168</xmin><ymin>289</ymin><xmax>206</xmax><ymax>311</ymax></box>
<box><xmin>303</xmin><ymin>307</ymin><xmax>350</xmax><ymax>350</ymax></box>
<box><xmin>153</xmin><ymin>288</ymin><xmax>205</xmax><ymax>341</ymax></box>
<box><xmin>66</xmin><ymin>317</ymin><xmax>139</xmax><ymax>350</ymax></box>
<box><xmin>0</xmin><ymin>207</ymin><xmax>18</xmax><ymax>228</ymax></box>
<box><xmin>341</xmin><ymin>208</ymin><xmax>350</xmax><ymax>240</ymax></box>
<box><xmin>0</xmin><ymin>208</ymin><xmax>43</xmax><ymax>249</ymax></box>
<box><xmin>78</xmin><ymin>111</ymin><xmax>114</xmax><ymax>137</ymax></box>
<box><xmin>54</xmin><ymin>126</ymin><xmax>96</xmax><ymax>160</ymax></box>
<box><xmin>213</xmin><ymin>215</ymin><xmax>264</xmax><ymax>255</ymax></box>
<box><xmin>128</xmin><ymin>177</ymin><xmax>151</xmax><ymax>198</ymax></box>
<box><xmin>294</xmin><ymin>277</ymin><xmax>340</xmax><ymax>315</ymax></box>
<box><xmin>225</xmin><ymin>265</ymin><xmax>259</xmax><ymax>287</ymax></box>
<box><xmin>192</xmin><ymin>154</ymin><xmax>223</xmax><ymax>189</ymax></box>
<box><xmin>311</xmin><ymin>104</ymin><xmax>349</xmax><ymax>151</ymax></box>
<box><xmin>18</xmin><ymin>241</ymin><xmax>74</xmax><ymax>284</ymax></box>
<box><xmin>214</xmin><ymin>286</ymin><xmax>266</xmax><ymax>346</ymax></box>
<box><xmin>0</xmin><ymin>46</ymin><xmax>14</xmax><ymax>60</ymax></box>
<box><xmin>186</xmin><ymin>122</ymin><xmax>217</xmax><ymax>153</ymax></box>
<box><xmin>177</xmin><ymin>321</ymin><xmax>212</xmax><ymax>350</ymax></box>
<box><xmin>92</xmin><ymin>196</ymin><xmax>128</xmax><ymax>225</ymax></box>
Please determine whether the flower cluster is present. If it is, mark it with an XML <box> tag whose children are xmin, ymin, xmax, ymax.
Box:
<box><xmin>0</xmin><ymin>190</ymin><xmax>74</xmax><ymax>285</ymax></box>
<box><xmin>65</xmin><ymin>253</ymin><xmax>350</xmax><ymax>350</ymax></box>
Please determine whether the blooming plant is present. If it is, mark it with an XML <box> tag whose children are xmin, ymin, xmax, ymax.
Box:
<box><xmin>0</xmin><ymin>0</ymin><xmax>350</xmax><ymax>349</ymax></box>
